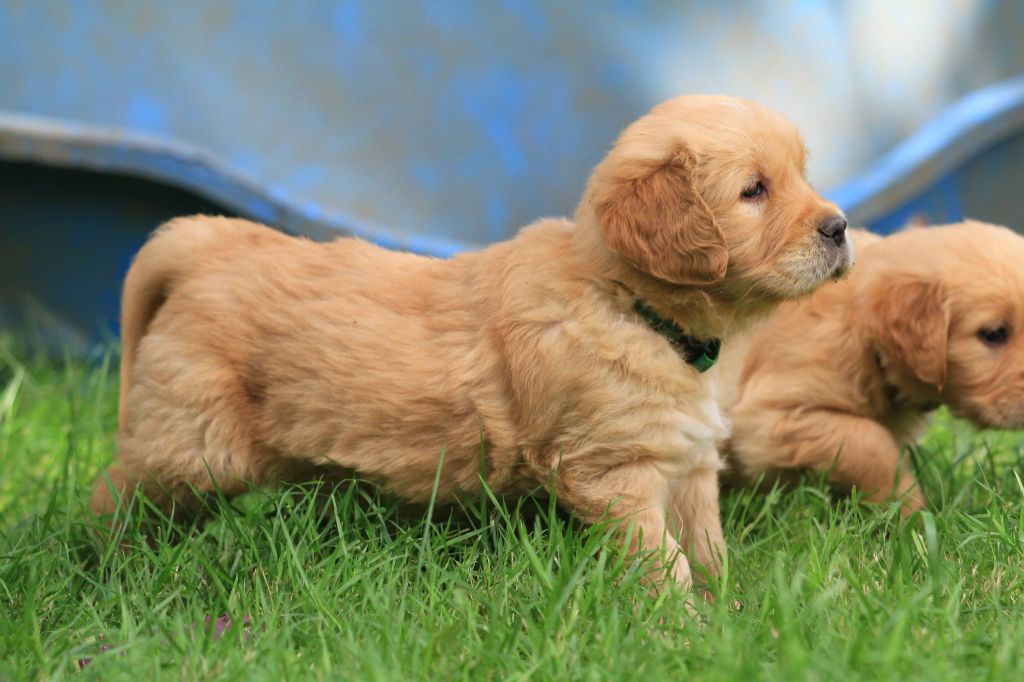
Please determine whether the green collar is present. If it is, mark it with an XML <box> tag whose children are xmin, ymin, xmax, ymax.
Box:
<box><xmin>633</xmin><ymin>299</ymin><xmax>721</xmax><ymax>372</ymax></box>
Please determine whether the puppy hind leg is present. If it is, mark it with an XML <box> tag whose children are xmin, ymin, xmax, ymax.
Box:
<box><xmin>90</xmin><ymin>463</ymin><xmax>147</xmax><ymax>517</ymax></box>
<box><xmin>97</xmin><ymin>393</ymin><xmax>264</xmax><ymax>521</ymax></box>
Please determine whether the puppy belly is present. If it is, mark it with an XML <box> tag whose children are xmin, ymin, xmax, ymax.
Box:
<box><xmin>319</xmin><ymin>441</ymin><xmax>505</xmax><ymax>504</ymax></box>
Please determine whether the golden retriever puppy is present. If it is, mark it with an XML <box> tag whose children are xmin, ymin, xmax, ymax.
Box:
<box><xmin>92</xmin><ymin>95</ymin><xmax>851</xmax><ymax>586</ymax></box>
<box><xmin>722</xmin><ymin>221</ymin><xmax>1024</xmax><ymax>513</ymax></box>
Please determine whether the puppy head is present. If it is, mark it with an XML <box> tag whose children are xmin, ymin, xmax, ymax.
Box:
<box><xmin>866</xmin><ymin>222</ymin><xmax>1024</xmax><ymax>429</ymax></box>
<box><xmin>576</xmin><ymin>95</ymin><xmax>853</xmax><ymax>302</ymax></box>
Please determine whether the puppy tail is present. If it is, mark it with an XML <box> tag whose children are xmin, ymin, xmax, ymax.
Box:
<box><xmin>118</xmin><ymin>215</ymin><xmax>234</xmax><ymax>429</ymax></box>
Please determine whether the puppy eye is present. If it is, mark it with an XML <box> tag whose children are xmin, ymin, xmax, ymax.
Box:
<box><xmin>741</xmin><ymin>181</ymin><xmax>765</xmax><ymax>199</ymax></box>
<box><xmin>978</xmin><ymin>326</ymin><xmax>1010</xmax><ymax>347</ymax></box>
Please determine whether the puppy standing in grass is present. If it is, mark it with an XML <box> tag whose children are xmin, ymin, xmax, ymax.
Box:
<box><xmin>722</xmin><ymin>221</ymin><xmax>1024</xmax><ymax>513</ymax></box>
<box><xmin>93</xmin><ymin>95</ymin><xmax>852</xmax><ymax>587</ymax></box>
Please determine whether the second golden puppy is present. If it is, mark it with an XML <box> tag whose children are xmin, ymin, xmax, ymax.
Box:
<box><xmin>723</xmin><ymin>221</ymin><xmax>1024</xmax><ymax>513</ymax></box>
<box><xmin>93</xmin><ymin>95</ymin><xmax>851</xmax><ymax>587</ymax></box>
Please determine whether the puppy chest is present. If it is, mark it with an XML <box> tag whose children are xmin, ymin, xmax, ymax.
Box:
<box><xmin>591</xmin><ymin>386</ymin><xmax>729</xmax><ymax>479</ymax></box>
<box><xmin>660</xmin><ymin>397</ymin><xmax>730</xmax><ymax>476</ymax></box>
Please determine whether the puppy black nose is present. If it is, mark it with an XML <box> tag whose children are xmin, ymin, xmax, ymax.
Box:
<box><xmin>818</xmin><ymin>216</ymin><xmax>847</xmax><ymax>247</ymax></box>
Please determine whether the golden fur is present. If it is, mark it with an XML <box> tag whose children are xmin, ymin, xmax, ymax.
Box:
<box><xmin>722</xmin><ymin>221</ymin><xmax>1024</xmax><ymax>513</ymax></box>
<box><xmin>93</xmin><ymin>95</ymin><xmax>851</xmax><ymax>586</ymax></box>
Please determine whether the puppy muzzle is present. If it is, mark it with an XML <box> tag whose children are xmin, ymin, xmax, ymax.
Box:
<box><xmin>817</xmin><ymin>216</ymin><xmax>847</xmax><ymax>248</ymax></box>
<box><xmin>819</xmin><ymin>214</ymin><xmax>854</xmax><ymax>277</ymax></box>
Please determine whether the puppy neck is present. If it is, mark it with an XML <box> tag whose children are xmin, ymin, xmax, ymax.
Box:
<box><xmin>570</xmin><ymin>222</ymin><xmax>740</xmax><ymax>340</ymax></box>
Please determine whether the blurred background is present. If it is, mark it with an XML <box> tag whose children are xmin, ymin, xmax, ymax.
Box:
<box><xmin>2</xmin><ymin>0</ymin><xmax>1024</xmax><ymax>341</ymax></box>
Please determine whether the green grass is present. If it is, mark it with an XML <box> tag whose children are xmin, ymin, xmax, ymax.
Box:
<box><xmin>2</xmin><ymin>336</ymin><xmax>1024</xmax><ymax>680</ymax></box>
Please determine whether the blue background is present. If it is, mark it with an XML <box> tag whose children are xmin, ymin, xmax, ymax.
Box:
<box><xmin>1</xmin><ymin>1</ymin><xmax>1023</xmax><ymax>341</ymax></box>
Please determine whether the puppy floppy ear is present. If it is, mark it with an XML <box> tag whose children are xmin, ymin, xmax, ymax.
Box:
<box><xmin>591</xmin><ymin>146</ymin><xmax>728</xmax><ymax>285</ymax></box>
<box><xmin>869</xmin><ymin>277</ymin><xmax>949</xmax><ymax>389</ymax></box>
